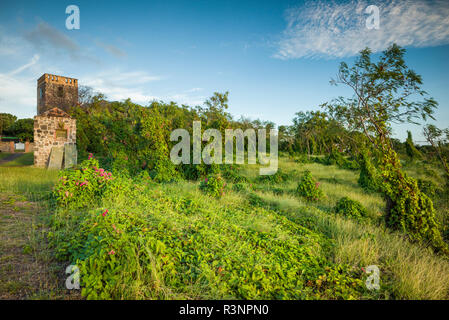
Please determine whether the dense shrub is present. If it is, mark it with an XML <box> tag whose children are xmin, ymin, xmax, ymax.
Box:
<box><xmin>358</xmin><ymin>151</ymin><xmax>379</xmax><ymax>192</ymax></box>
<box><xmin>53</xmin><ymin>155</ymin><xmax>114</xmax><ymax>209</ymax></box>
<box><xmin>417</xmin><ymin>179</ymin><xmax>438</xmax><ymax>200</ymax></box>
<box><xmin>405</xmin><ymin>131</ymin><xmax>422</xmax><ymax>161</ymax></box>
<box><xmin>232</xmin><ymin>182</ymin><xmax>246</xmax><ymax>192</ymax></box>
<box><xmin>296</xmin><ymin>170</ymin><xmax>324</xmax><ymax>201</ymax></box>
<box><xmin>257</xmin><ymin>168</ymin><xmax>289</xmax><ymax>184</ymax></box>
<box><xmin>311</xmin><ymin>151</ymin><xmax>359</xmax><ymax>171</ymax></box>
<box><xmin>334</xmin><ymin>197</ymin><xmax>367</xmax><ymax>220</ymax></box>
<box><xmin>380</xmin><ymin>149</ymin><xmax>448</xmax><ymax>254</ymax></box>
<box><xmin>220</xmin><ymin>164</ymin><xmax>248</xmax><ymax>183</ymax></box>
<box><xmin>199</xmin><ymin>174</ymin><xmax>226</xmax><ymax>197</ymax></box>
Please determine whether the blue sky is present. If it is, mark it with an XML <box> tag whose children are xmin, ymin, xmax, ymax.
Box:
<box><xmin>0</xmin><ymin>0</ymin><xmax>449</xmax><ymax>142</ymax></box>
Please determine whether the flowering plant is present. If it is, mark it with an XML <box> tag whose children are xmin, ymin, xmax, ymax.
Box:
<box><xmin>54</xmin><ymin>155</ymin><xmax>114</xmax><ymax>208</ymax></box>
<box><xmin>296</xmin><ymin>170</ymin><xmax>324</xmax><ymax>201</ymax></box>
<box><xmin>199</xmin><ymin>174</ymin><xmax>226</xmax><ymax>198</ymax></box>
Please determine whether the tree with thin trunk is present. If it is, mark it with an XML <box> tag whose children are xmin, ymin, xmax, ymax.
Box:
<box><xmin>322</xmin><ymin>44</ymin><xmax>447</xmax><ymax>253</ymax></box>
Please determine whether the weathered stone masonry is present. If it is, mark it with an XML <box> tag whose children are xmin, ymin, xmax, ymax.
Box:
<box><xmin>34</xmin><ymin>73</ymin><xmax>78</xmax><ymax>168</ymax></box>
<box><xmin>37</xmin><ymin>73</ymin><xmax>78</xmax><ymax>115</ymax></box>
<box><xmin>33</xmin><ymin>108</ymin><xmax>76</xmax><ymax>167</ymax></box>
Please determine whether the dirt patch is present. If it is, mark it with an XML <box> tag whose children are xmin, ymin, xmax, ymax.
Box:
<box><xmin>0</xmin><ymin>193</ymin><xmax>81</xmax><ymax>299</ymax></box>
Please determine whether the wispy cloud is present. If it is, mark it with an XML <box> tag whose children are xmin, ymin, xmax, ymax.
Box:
<box><xmin>25</xmin><ymin>21</ymin><xmax>79</xmax><ymax>52</ymax></box>
<box><xmin>8</xmin><ymin>54</ymin><xmax>40</xmax><ymax>76</ymax></box>
<box><xmin>0</xmin><ymin>74</ymin><xmax>35</xmax><ymax>117</ymax></box>
<box><xmin>95</xmin><ymin>40</ymin><xmax>127</xmax><ymax>58</ymax></box>
<box><xmin>185</xmin><ymin>87</ymin><xmax>203</xmax><ymax>93</ymax></box>
<box><xmin>82</xmin><ymin>70</ymin><xmax>206</xmax><ymax>106</ymax></box>
<box><xmin>276</xmin><ymin>0</ymin><xmax>449</xmax><ymax>59</ymax></box>
<box><xmin>82</xmin><ymin>70</ymin><xmax>161</xmax><ymax>104</ymax></box>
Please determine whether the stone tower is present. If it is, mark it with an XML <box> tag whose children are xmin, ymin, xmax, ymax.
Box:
<box><xmin>34</xmin><ymin>74</ymin><xmax>78</xmax><ymax>168</ymax></box>
<box><xmin>37</xmin><ymin>73</ymin><xmax>78</xmax><ymax>115</ymax></box>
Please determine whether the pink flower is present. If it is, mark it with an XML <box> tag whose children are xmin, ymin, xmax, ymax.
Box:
<box><xmin>65</xmin><ymin>191</ymin><xmax>69</xmax><ymax>197</ymax></box>
<box><xmin>102</xmin><ymin>209</ymin><xmax>108</xmax><ymax>217</ymax></box>
<box><xmin>205</xmin><ymin>178</ymin><xmax>208</xmax><ymax>182</ymax></box>
<box><xmin>88</xmin><ymin>153</ymin><xmax>93</xmax><ymax>160</ymax></box>
<box><xmin>108</xmin><ymin>250</ymin><xmax>115</xmax><ymax>255</ymax></box>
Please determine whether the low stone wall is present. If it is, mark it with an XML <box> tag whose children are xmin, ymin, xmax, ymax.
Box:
<box><xmin>33</xmin><ymin>108</ymin><xmax>76</xmax><ymax>167</ymax></box>
<box><xmin>0</xmin><ymin>141</ymin><xmax>13</xmax><ymax>153</ymax></box>
<box><xmin>0</xmin><ymin>141</ymin><xmax>35</xmax><ymax>153</ymax></box>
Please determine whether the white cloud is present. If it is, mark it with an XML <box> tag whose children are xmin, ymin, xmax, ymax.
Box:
<box><xmin>8</xmin><ymin>54</ymin><xmax>40</xmax><ymax>76</ymax></box>
<box><xmin>0</xmin><ymin>74</ymin><xmax>36</xmax><ymax>117</ymax></box>
<box><xmin>82</xmin><ymin>70</ymin><xmax>160</xmax><ymax>104</ymax></box>
<box><xmin>185</xmin><ymin>87</ymin><xmax>203</xmax><ymax>93</ymax></box>
<box><xmin>95</xmin><ymin>40</ymin><xmax>127</xmax><ymax>58</ymax></box>
<box><xmin>276</xmin><ymin>0</ymin><xmax>449</xmax><ymax>59</ymax></box>
<box><xmin>82</xmin><ymin>70</ymin><xmax>205</xmax><ymax>106</ymax></box>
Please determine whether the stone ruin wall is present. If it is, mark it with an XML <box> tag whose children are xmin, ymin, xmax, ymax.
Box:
<box><xmin>33</xmin><ymin>114</ymin><xmax>76</xmax><ymax>167</ymax></box>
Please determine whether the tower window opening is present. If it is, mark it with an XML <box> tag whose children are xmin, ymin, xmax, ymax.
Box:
<box><xmin>58</xmin><ymin>86</ymin><xmax>64</xmax><ymax>97</ymax></box>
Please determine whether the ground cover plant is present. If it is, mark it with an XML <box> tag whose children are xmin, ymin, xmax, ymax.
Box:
<box><xmin>1</xmin><ymin>44</ymin><xmax>449</xmax><ymax>301</ymax></box>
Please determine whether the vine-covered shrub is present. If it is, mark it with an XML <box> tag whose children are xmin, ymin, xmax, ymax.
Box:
<box><xmin>199</xmin><ymin>174</ymin><xmax>226</xmax><ymax>197</ymax></box>
<box><xmin>405</xmin><ymin>131</ymin><xmax>422</xmax><ymax>161</ymax></box>
<box><xmin>296</xmin><ymin>170</ymin><xmax>324</xmax><ymax>201</ymax></box>
<box><xmin>257</xmin><ymin>168</ymin><xmax>289</xmax><ymax>184</ymax></box>
<box><xmin>358</xmin><ymin>151</ymin><xmax>379</xmax><ymax>192</ymax></box>
<box><xmin>334</xmin><ymin>197</ymin><xmax>367</xmax><ymax>220</ymax></box>
<box><xmin>312</xmin><ymin>151</ymin><xmax>359</xmax><ymax>171</ymax></box>
<box><xmin>53</xmin><ymin>155</ymin><xmax>114</xmax><ymax>209</ymax></box>
<box><xmin>417</xmin><ymin>179</ymin><xmax>438</xmax><ymax>200</ymax></box>
<box><xmin>232</xmin><ymin>182</ymin><xmax>246</xmax><ymax>192</ymax></box>
<box><xmin>221</xmin><ymin>164</ymin><xmax>248</xmax><ymax>183</ymax></box>
<box><xmin>380</xmin><ymin>149</ymin><xmax>448</xmax><ymax>254</ymax></box>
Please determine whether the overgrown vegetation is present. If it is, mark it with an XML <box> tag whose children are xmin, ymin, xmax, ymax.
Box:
<box><xmin>1</xmin><ymin>43</ymin><xmax>449</xmax><ymax>300</ymax></box>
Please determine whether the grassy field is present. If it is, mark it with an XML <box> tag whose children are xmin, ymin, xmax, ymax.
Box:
<box><xmin>0</xmin><ymin>166</ymin><xmax>80</xmax><ymax>299</ymax></box>
<box><xmin>0</xmin><ymin>153</ymin><xmax>34</xmax><ymax>167</ymax></box>
<box><xmin>1</xmin><ymin>156</ymin><xmax>449</xmax><ymax>299</ymax></box>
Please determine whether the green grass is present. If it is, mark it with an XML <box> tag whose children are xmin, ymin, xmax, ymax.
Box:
<box><xmin>0</xmin><ymin>153</ymin><xmax>11</xmax><ymax>161</ymax></box>
<box><xmin>0</xmin><ymin>166</ymin><xmax>58</xmax><ymax>199</ymax></box>
<box><xmin>2</xmin><ymin>155</ymin><xmax>449</xmax><ymax>300</ymax></box>
<box><xmin>0</xmin><ymin>153</ymin><xmax>34</xmax><ymax>167</ymax></box>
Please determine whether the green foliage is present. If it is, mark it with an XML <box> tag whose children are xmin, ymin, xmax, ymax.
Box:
<box><xmin>232</xmin><ymin>182</ymin><xmax>246</xmax><ymax>192</ymax></box>
<box><xmin>3</xmin><ymin>118</ymin><xmax>34</xmax><ymax>142</ymax></box>
<box><xmin>380</xmin><ymin>149</ymin><xmax>448</xmax><ymax>254</ymax></box>
<box><xmin>199</xmin><ymin>174</ymin><xmax>226</xmax><ymax>198</ymax></box>
<box><xmin>405</xmin><ymin>131</ymin><xmax>422</xmax><ymax>160</ymax></box>
<box><xmin>417</xmin><ymin>179</ymin><xmax>438</xmax><ymax>200</ymax></box>
<box><xmin>53</xmin><ymin>156</ymin><xmax>114</xmax><ymax>209</ymax></box>
<box><xmin>334</xmin><ymin>197</ymin><xmax>367</xmax><ymax>220</ymax></box>
<box><xmin>257</xmin><ymin>168</ymin><xmax>289</xmax><ymax>184</ymax></box>
<box><xmin>358</xmin><ymin>150</ymin><xmax>379</xmax><ymax>192</ymax></box>
<box><xmin>0</xmin><ymin>113</ymin><xmax>17</xmax><ymax>136</ymax></box>
<box><xmin>312</xmin><ymin>151</ymin><xmax>360</xmax><ymax>171</ymax></box>
<box><xmin>220</xmin><ymin>164</ymin><xmax>248</xmax><ymax>183</ymax></box>
<box><xmin>49</xmin><ymin>173</ymin><xmax>364</xmax><ymax>300</ymax></box>
<box><xmin>296</xmin><ymin>170</ymin><xmax>324</xmax><ymax>202</ymax></box>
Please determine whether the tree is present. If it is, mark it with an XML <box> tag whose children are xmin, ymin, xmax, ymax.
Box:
<box><xmin>405</xmin><ymin>130</ymin><xmax>422</xmax><ymax>160</ymax></box>
<box><xmin>0</xmin><ymin>113</ymin><xmax>17</xmax><ymax>136</ymax></box>
<box><xmin>423</xmin><ymin>124</ymin><xmax>449</xmax><ymax>178</ymax></box>
<box><xmin>322</xmin><ymin>44</ymin><xmax>447</xmax><ymax>253</ymax></box>
<box><xmin>6</xmin><ymin>118</ymin><xmax>34</xmax><ymax>142</ymax></box>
